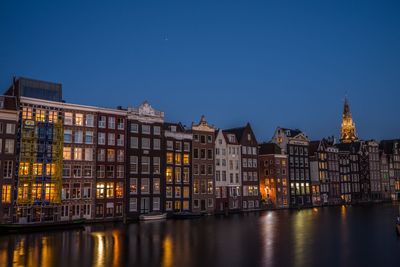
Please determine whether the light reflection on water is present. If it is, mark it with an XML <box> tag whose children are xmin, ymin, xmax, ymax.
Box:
<box><xmin>1</xmin><ymin>204</ymin><xmax>400</xmax><ymax>267</ymax></box>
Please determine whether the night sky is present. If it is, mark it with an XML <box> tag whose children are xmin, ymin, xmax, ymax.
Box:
<box><xmin>1</xmin><ymin>1</ymin><xmax>399</xmax><ymax>141</ymax></box>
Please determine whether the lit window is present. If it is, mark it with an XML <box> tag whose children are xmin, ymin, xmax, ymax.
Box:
<box><xmin>22</xmin><ymin>107</ymin><xmax>32</xmax><ymax>119</ymax></box>
<box><xmin>64</xmin><ymin>112</ymin><xmax>73</xmax><ymax>125</ymax></box>
<box><xmin>33</xmin><ymin>163</ymin><xmax>43</xmax><ymax>176</ymax></box>
<box><xmin>96</xmin><ymin>183</ymin><xmax>105</xmax><ymax>198</ymax></box>
<box><xmin>75</xmin><ymin>114</ymin><xmax>84</xmax><ymax>126</ymax></box>
<box><xmin>183</xmin><ymin>154</ymin><xmax>190</xmax><ymax>165</ymax></box>
<box><xmin>1</xmin><ymin>185</ymin><xmax>11</xmax><ymax>203</ymax></box>
<box><xmin>166</xmin><ymin>167</ymin><xmax>173</xmax><ymax>183</ymax></box>
<box><xmin>19</xmin><ymin>162</ymin><xmax>30</xmax><ymax>176</ymax></box>
<box><xmin>35</xmin><ymin>109</ymin><xmax>46</xmax><ymax>122</ymax></box>
<box><xmin>106</xmin><ymin>182</ymin><xmax>114</xmax><ymax>198</ymax></box>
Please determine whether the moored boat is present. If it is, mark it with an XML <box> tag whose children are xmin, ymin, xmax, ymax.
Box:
<box><xmin>0</xmin><ymin>219</ymin><xmax>86</xmax><ymax>234</ymax></box>
<box><xmin>139</xmin><ymin>212</ymin><xmax>167</xmax><ymax>221</ymax></box>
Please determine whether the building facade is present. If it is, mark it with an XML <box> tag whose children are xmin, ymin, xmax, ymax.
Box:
<box><xmin>191</xmin><ymin>116</ymin><xmax>215</xmax><ymax>214</ymax></box>
<box><xmin>164</xmin><ymin>123</ymin><xmax>192</xmax><ymax>213</ymax></box>
<box><xmin>126</xmin><ymin>102</ymin><xmax>164</xmax><ymax>218</ymax></box>
<box><xmin>0</xmin><ymin>96</ymin><xmax>18</xmax><ymax>223</ymax></box>
<box><xmin>94</xmin><ymin>109</ymin><xmax>126</xmax><ymax>220</ymax></box>
<box><xmin>272</xmin><ymin>128</ymin><xmax>312</xmax><ymax>208</ymax></box>
<box><xmin>61</xmin><ymin>104</ymin><xmax>97</xmax><ymax>221</ymax></box>
<box><xmin>258</xmin><ymin>143</ymin><xmax>289</xmax><ymax>209</ymax></box>
<box><xmin>214</xmin><ymin>129</ymin><xmax>242</xmax><ymax>212</ymax></box>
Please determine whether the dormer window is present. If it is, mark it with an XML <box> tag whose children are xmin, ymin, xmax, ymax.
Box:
<box><xmin>247</xmin><ymin>134</ymin><xmax>251</xmax><ymax>141</ymax></box>
<box><xmin>229</xmin><ymin>135</ymin><xmax>235</xmax><ymax>143</ymax></box>
<box><xmin>170</xmin><ymin>126</ymin><xmax>177</xmax><ymax>132</ymax></box>
<box><xmin>286</xmin><ymin>130</ymin><xmax>291</xmax><ymax>136</ymax></box>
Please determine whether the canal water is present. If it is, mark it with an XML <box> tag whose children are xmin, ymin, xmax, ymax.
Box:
<box><xmin>1</xmin><ymin>203</ymin><xmax>400</xmax><ymax>267</ymax></box>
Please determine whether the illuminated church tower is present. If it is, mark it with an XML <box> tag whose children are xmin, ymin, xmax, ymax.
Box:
<box><xmin>340</xmin><ymin>97</ymin><xmax>358</xmax><ymax>143</ymax></box>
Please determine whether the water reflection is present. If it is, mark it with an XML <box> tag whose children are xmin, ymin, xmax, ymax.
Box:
<box><xmin>0</xmin><ymin>204</ymin><xmax>400</xmax><ymax>267</ymax></box>
<box><xmin>162</xmin><ymin>235</ymin><xmax>173</xmax><ymax>267</ymax></box>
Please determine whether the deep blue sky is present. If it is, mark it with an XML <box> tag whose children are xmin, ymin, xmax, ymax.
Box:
<box><xmin>1</xmin><ymin>0</ymin><xmax>399</xmax><ymax>141</ymax></box>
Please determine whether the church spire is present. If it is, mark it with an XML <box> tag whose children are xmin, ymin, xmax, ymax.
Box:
<box><xmin>340</xmin><ymin>97</ymin><xmax>358</xmax><ymax>143</ymax></box>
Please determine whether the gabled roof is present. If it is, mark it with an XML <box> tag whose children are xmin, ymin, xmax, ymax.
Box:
<box><xmin>280</xmin><ymin>127</ymin><xmax>302</xmax><ymax>138</ymax></box>
<box><xmin>222</xmin><ymin>131</ymin><xmax>239</xmax><ymax>145</ymax></box>
<box><xmin>335</xmin><ymin>141</ymin><xmax>361</xmax><ymax>153</ymax></box>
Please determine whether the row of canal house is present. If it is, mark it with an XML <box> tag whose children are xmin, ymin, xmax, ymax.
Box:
<box><xmin>1</xmin><ymin>77</ymin><xmax>400</xmax><ymax>223</ymax></box>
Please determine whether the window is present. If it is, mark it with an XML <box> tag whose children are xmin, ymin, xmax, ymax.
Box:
<box><xmin>106</xmin><ymin>182</ymin><xmax>114</xmax><ymax>198</ymax></box>
<box><xmin>108</xmin><ymin>133</ymin><xmax>115</xmax><ymax>146</ymax></box>
<box><xmin>183</xmin><ymin>187</ymin><xmax>189</xmax><ymax>198</ymax></box>
<box><xmin>48</xmin><ymin>111</ymin><xmax>58</xmax><ymax>123</ymax></box>
<box><xmin>64</xmin><ymin>129</ymin><xmax>72</xmax><ymax>143</ymax></box>
<box><xmin>64</xmin><ymin>112</ymin><xmax>73</xmax><ymax>125</ymax></box>
<box><xmin>97</xmin><ymin>166</ymin><xmax>105</xmax><ymax>178</ymax></box>
<box><xmin>184</xmin><ymin>142</ymin><xmax>190</xmax><ymax>152</ymax></box>
<box><xmin>175</xmin><ymin>154</ymin><xmax>182</xmax><ymax>165</ymax></box>
<box><xmin>63</xmin><ymin>147</ymin><xmax>72</xmax><ymax>160</ymax></box>
<box><xmin>72</xmin><ymin>165</ymin><xmax>82</xmax><ymax>178</ymax></box>
<box><xmin>200</xmin><ymin>135</ymin><xmax>206</xmax><ymax>144</ymax></box>
<box><xmin>117</xmin><ymin>134</ymin><xmax>124</xmax><ymax>146</ymax></box>
<box><xmin>142</xmin><ymin>125</ymin><xmax>151</xmax><ymax>134</ymax></box>
<box><xmin>166</xmin><ymin>187</ymin><xmax>173</xmax><ymax>198</ymax></box>
<box><xmin>130</xmin><ymin>137</ymin><xmax>138</xmax><ymax>149</ymax></box>
<box><xmin>4</xmin><ymin>139</ymin><xmax>14</xmax><ymax>154</ymax></box>
<box><xmin>183</xmin><ymin>168</ymin><xmax>190</xmax><ymax>183</ymax></box>
<box><xmin>130</xmin><ymin>156</ymin><xmax>138</xmax><ymax>174</ymax></box>
<box><xmin>183</xmin><ymin>154</ymin><xmax>190</xmax><ymax>165</ymax></box>
<box><xmin>130</xmin><ymin>123</ymin><xmax>138</xmax><ymax>133</ymax></box>
<box><xmin>207</xmin><ymin>180</ymin><xmax>213</xmax><ymax>194</ymax></box>
<box><xmin>97</xmin><ymin>149</ymin><xmax>106</xmax><ymax>161</ymax></box>
<box><xmin>166</xmin><ymin>167</ymin><xmax>173</xmax><ymax>183</ymax></box>
<box><xmin>154</xmin><ymin>139</ymin><xmax>161</xmax><ymax>150</ymax></box>
<box><xmin>35</xmin><ymin>109</ymin><xmax>46</xmax><ymax>122</ymax></box>
<box><xmin>108</xmin><ymin>117</ymin><xmax>115</xmax><ymax>129</ymax></box>
<box><xmin>2</xmin><ymin>185</ymin><xmax>11</xmax><ymax>203</ymax></box>
<box><xmin>3</xmin><ymin>161</ymin><xmax>13</xmax><ymax>178</ymax></box>
<box><xmin>194</xmin><ymin>180</ymin><xmax>199</xmax><ymax>194</ymax></box>
<box><xmin>85</xmin><ymin>131</ymin><xmax>93</xmax><ymax>144</ymax></box>
<box><xmin>153</xmin><ymin>157</ymin><xmax>160</xmax><ymax>174</ymax></box>
<box><xmin>85</xmin><ymin>114</ymin><xmax>94</xmax><ymax>127</ymax></box>
<box><xmin>153</xmin><ymin>178</ymin><xmax>160</xmax><ymax>194</ymax></box>
<box><xmin>83</xmin><ymin>166</ymin><xmax>92</xmax><ymax>177</ymax></box>
<box><xmin>33</xmin><ymin>163</ymin><xmax>43</xmax><ymax>176</ymax></box>
<box><xmin>116</xmin><ymin>182</ymin><xmax>123</xmax><ymax>198</ymax></box>
<box><xmin>22</xmin><ymin>107</ymin><xmax>33</xmax><ymax>119</ymax></box>
<box><xmin>175</xmin><ymin>187</ymin><xmax>181</xmax><ymax>197</ymax></box>
<box><xmin>107</xmin><ymin>149</ymin><xmax>115</xmax><ymax>162</ymax></box>
<box><xmin>141</xmin><ymin>178</ymin><xmax>149</xmax><ymax>194</ymax></box>
<box><xmin>106</xmin><ymin>166</ymin><xmax>114</xmax><ymax>178</ymax></box>
<box><xmin>83</xmin><ymin>183</ymin><xmax>91</xmax><ymax>199</ymax></box>
<box><xmin>153</xmin><ymin>197</ymin><xmax>160</xmax><ymax>211</ymax></box>
<box><xmin>117</xmin><ymin>118</ymin><xmax>124</xmax><ymax>130</ymax></box>
<box><xmin>98</xmin><ymin>133</ymin><xmax>106</xmax><ymax>145</ymax></box>
<box><xmin>129</xmin><ymin>198</ymin><xmax>137</xmax><ymax>212</ymax></box>
<box><xmin>175</xmin><ymin>167</ymin><xmax>181</xmax><ymax>183</ymax></box>
<box><xmin>167</xmin><ymin>141</ymin><xmax>173</xmax><ymax>150</ymax></box>
<box><xmin>6</xmin><ymin>123</ymin><xmax>15</xmax><ymax>134</ymax></box>
<box><xmin>117</xmin><ymin>150</ymin><xmax>124</xmax><ymax>162</ymax></box>
<box><xmin>142</xmin><ymin>157</ymin><xmax>150</xmax><ymax>173</ymax></box>
<box><xmin>194</xmin><ymin>149</ymin><xmax>199</xmax><ymax>159</ymax></box>
<box><xmin>142</xmin><ymin>138</ymin><xmax>150</xmax><ymax>149</ymax></box>
<box><xmin>75</xmin><ymin>114</ymin><xmax>84</xmax><ymax>126</ymax></box>
<box><xmin>85</xmin><ymin>148</ymin><xmax>93</xmax><ymax>161</ymax></box>
<box><xmin>130</xmin><ymin>178</ymin><xmax>137</xmax><ymax>194</ymax></box>
<box><xmin>167</xmin><ymin>153</ymin><xmax>173</xmax><ymax>164</ymax></box>
<box><xmin>63</xmin><ymin>165</ymin><xmax>71</xmax><ymax>177</ymax></box>
<box><xmin>154</xmin><ymin>126</ymin><xmax>161</xmax><ymax>135</ymax></box>
<box><xmin>207</xmin><ymin>149</ymin><xmax>213</xmax><ymax>160</ymax></box>
<box><xmin>99</xmin><ymin>116</ymin><xmax>106</xmax><ymax>128</ymax></box>
<box><xmin>72</xmin><ymin>183</ymin><xmax>81</xmax><ymax>199</ymax></box>
<box><xmin>74</xmin><ymin>148</ymin><xmax>83</xmax><ymax>160</ymax></box>
<box><xmin>117</xmin><ymin>165</ymin><xmax>124</xmax><ymax>178</ymax></box>
<box><xmin>207</xmin><ymin>135</ymin><xmax>213</xmax><ymax>143</ymax></box>
<box><xmin>74</xmin><ymin>130</ymin><xmax>83</xmax><ymax>144</ymax></box>
<box><xmin>175</xmin><ymin>142</ymin><xmax>182</xmax><ymax>151</ymax></box>
<box><xmin>96</xmin><ymin>183</ymin><xmax>105</xmax><ymax>198</ymax></box>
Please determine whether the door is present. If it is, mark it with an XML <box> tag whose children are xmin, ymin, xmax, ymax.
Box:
<box><xmin>201</xmin><ymin>200</ymin><xmax>206</xmax><ymax>211</ymax></box>
<box><xmin>141</xmin><ymin>197</ymin><xmax>150</xmax><ymax>214</ymax></box>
